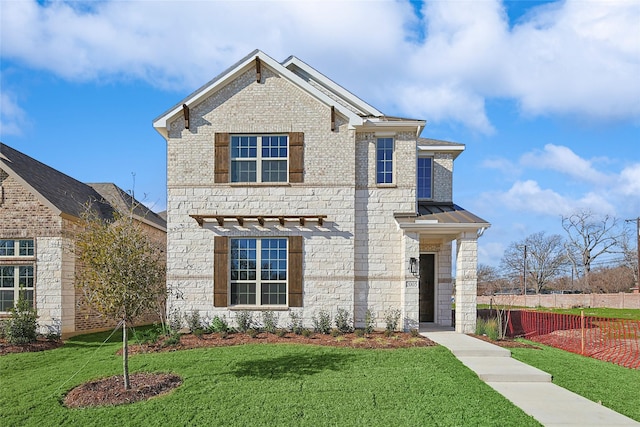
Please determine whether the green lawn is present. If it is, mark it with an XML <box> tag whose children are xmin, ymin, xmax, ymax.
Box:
<box><xmin>511</xmin><ymin>342</ymin><xmax>640</xmax><ymax>422</ymax></box>
<box><xmin>1</xmin><ymin>330</ymin><xmax>540</xmax><ymax>427</ymax></box>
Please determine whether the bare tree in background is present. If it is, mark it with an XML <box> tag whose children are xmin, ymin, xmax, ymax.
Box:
<box><xmin>562</xmin><ymin>210</ymin><xmax>623</xmax><ymax>290</ymax></box>
<box><xmin>620</xmin><ymin>225</ymin><xmax>639</xmax><ymax>289</ymax></box>
<box><xmin>500</xmin><ymin>231</ymin><xmax>568</xmax><ymax>294</ymax></box>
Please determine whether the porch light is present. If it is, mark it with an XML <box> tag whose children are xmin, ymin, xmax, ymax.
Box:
<box><xmin>409</xmin><ymin>257</ymin><xmax>418</xmax><ymax>275</ymax></box>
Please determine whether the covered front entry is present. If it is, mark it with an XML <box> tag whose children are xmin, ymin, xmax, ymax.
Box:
<box><xmin>419</xmin><ymin>253</ymin><xmax>435</xmax><ymax>322</ymax></box>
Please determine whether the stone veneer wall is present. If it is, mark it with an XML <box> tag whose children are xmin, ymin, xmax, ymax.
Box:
<box><xmin>166</xmin><ymin>67</ymin><xmax>358</xmax><ymax>327</ymax></box>
<box><xmin>455</xmin><ymin>232</ymin><xmax>478</xmax><ymax>333</ymax></box>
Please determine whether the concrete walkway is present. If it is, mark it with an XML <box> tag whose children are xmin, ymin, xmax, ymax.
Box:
<box><xmin>420</xmin><ymin>325</ymin><xmax>639</xmax><ymax>427</ymax></box>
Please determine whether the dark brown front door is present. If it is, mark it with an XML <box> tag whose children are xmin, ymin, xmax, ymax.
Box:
<box><xmin>419</xmin><ymin>254</ymin><xmax>435</xmax><ymax>322</ymax></box>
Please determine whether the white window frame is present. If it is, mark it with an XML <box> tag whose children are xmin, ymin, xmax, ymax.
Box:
<box><xmin>229</xmin><ymin>238</ymin><xmax>288</xmax><ymax>307</ymax></box>
<box><xmin>0</xmin><ymin>265</ymin><xmax>35</xmax><ymax>312</ymax></box>
<box><xmin>376</xmin><ymin>137</ymin><xmax>395</xmax><ymax>185</ymax></box>
<box><xmin>417</xmin><ymin>156</ymin><xmax>433</xmax><ymax>200</ymax></box>
<box><xmin>0</xmin><ymin>239</ymin><xmax>34</xmax><ymax>257</ymax></box>
<box><xmin>230</xmin><ymin>135</ymin><xmax>289</xmax><ymax>183</ymax></box>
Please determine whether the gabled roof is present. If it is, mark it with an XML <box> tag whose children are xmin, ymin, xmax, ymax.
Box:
<box><xmin>0</xmin><ymin>143</ymin><xmax>166</xmax><ymax>231</ymax></box>
<box><xmin>153</xmin><ymin>50</ymin><xmax>425</xmax><ymax>138</ymax></box>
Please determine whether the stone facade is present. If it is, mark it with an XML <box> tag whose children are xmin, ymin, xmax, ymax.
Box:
<box><xmin>156</xmin><ymin>51</ymin><xmax>487</xmax><ymax>332</ymax></box>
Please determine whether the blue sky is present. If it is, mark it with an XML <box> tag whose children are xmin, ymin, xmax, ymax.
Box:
<box><xmin>1</xmin><ymin>0</ymin><xmax>639</xmax><ymax>268</ymax></box>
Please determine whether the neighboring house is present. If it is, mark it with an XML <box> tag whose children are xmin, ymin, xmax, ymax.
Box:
<box><xmin>153</xmin><ymin>50</ymin><xmax>489</xmax><ymax>333</ymax></box>
<box><xmin>0</xmin><ymin>143</ymin><xmax>166</xmax><ymax>336</ymax></box>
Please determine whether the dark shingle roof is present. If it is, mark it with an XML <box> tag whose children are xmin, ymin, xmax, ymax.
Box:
<box><xmin>417</xmin><ymin>202</ymin><xmax>489</xmax><ymax>224</ymax></box>
<box><xmin>0</xmin><ymin>143</ymin><xmax>165</xmax><ymax>230</ymax></box>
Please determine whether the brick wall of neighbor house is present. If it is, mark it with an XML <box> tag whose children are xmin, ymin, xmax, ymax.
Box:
<box><xmin>166</xmin><ymin>67</ymin><xmax>358</xmax><ymax>326</ymax></box>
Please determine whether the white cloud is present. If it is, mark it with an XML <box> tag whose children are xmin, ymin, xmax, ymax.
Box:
<box><xmin>617</xmin><ymin>163</ymin><xmax>640</xmax><ymax>196</ymax></box>
<box><xmin>520</xmin><ymin>144</ymin><xmax>611</xmax><ymax>184</ymax></box>
<box><xmin>0</xmin><ymin>92</ymin><xmax>27</xmax><ymax>137</ymax></box>
<box><xmin>0</xmin><ymin>0</ymin><xmax>638</xmax><ymax>131</ymax></box>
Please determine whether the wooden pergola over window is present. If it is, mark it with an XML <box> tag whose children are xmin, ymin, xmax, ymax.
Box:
<box><xmin>190</xmin><ymin>214</ymin><xmax>327</xmax><ymax>227</ymax></box>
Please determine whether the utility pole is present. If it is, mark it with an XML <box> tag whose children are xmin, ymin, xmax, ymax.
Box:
<box><xmin>523</xmin><ymin>245</ymin><xmax>527</xmax><ymax>295</ymax></box>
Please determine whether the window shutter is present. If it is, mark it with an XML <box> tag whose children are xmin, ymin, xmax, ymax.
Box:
<box><xmin>289</xmin><ymin>132</ymin><xmax>304</xmax><ymax>183</ymax></box>
<box><xmin>214</xmin><ymin>133</ymin><xmax>229</xmax><ymax>183</ymax></box>
<box><xmin>214</xmin><ymin>236</ymin><xmax>228</xmax><ymax>307</ymax></box>
<box><xmin>288</xmin><ymin>236</ymin><xmax>303</xmax><ymax>307</ymax></box>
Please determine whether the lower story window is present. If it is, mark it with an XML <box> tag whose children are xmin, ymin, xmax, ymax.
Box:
<box><xmin>0</xmin><ymin>265</ymin><xmax>34</xmax><ymax>312</ymax></box>
<box><xmin>230</xmin><ymin>238</ymin><xmax>287</xmax><ymax>306</ymax></box>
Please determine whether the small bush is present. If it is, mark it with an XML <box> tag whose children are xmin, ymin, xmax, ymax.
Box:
<box><xmin>261</xmin><ymin>311</ymin><xmax>279</xmax><ymax>334</ymax></box>
<box><xmin>410</xmin><ymin>328</ymin><xmax>420</xmax><ymax>337</ymax></box>
<box><xmin>163</xmin><ymin>332</ymin><xmax>181</xmax><ymax>347</ymax></box>
<box><xmin>354</xmin><ymin>329</ymin><xmax>365</xmax><ymax>338</ymax></box>
<box><xmin>383</xmin><ymin>308</ymin><xmax>401</xmax><ymax>335</ymax></box>
<box><xmin>335</xmin><ymin>308</ymin><xmax>353</xmax><ymax>333</ymax></box>
<box><xmin>185</xmin><ymin>310</ymin><xmax>203</xmax><ymax>333</ymax></box>
<box><xmin>246</xmin><ymin>328</ymin><xmax>258</xmax><ymax>338</ymax></box>
<box><xmin>207</xmin><ymin>315</ymin><xmax>229</xmax><ymax>333</ymax></box>
<box><xmin>364</xmin><ymin>309</ymin><xmax>375</xmax><ymax>335</ymax></box>
<box><xmin>476</xmin><ymin>317</ymin><xmax>499</xmax><ymax>340</ymax></box>
<box><xmin>330</xmin><ymin>328</ymin><xmax>341</xmax><ymax>337</ymax></box>
<box><xmin>312</xmin><ymin>310</ymin><xmax>332</xmax><ymax>334</ymax></box>
<box><xmin>166</xmin><ymin>306</ymin><xmax>183</xmax><ymax>335</ymax></box>
<box><xmin>6</xmin><ymin>295</ymin><xmax>38</xmax><ymax>345</ymax></box>
<box><xmin>133</xmin><ymin>325</ymin><xmax>162</xmax><ymax>344</ymax></box>
<box><xmin>301</xmin><ymin>328</ymin><xmax>312</xmax><ymax>338</ymax></box>
<box><xmin>275</xmin><ymin>328</ymin><xmax>286</xmax><ymax>338</ymax></box>
<box><xmin>235</xmin><ymin>310</ymin><xmax>253</xmax><ymax>333</ymax></box>
<box><xmin>288</xmin><ymin>312</ymin><xmax>304</xmax><ymax>335</ymax></box>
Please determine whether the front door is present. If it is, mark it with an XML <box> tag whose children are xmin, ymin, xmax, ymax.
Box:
<box><xmin>419</xmin><ymin>254</ymin><xmax>435</xmax><ymax>322</ymax></box>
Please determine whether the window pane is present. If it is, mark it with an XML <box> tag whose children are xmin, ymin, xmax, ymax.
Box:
<box><xmin>231</xmin><ymin>160</ymin><xmax>257</xmax><ymax>182</ymax></box>
<box><xmin>0</xmin><ymin>266</ymin><xmax>14</xmax><ymax>287</ymax></box>
<box><xmin>0</xmin><ymin>290</ymin><xmax>14</xmax><ymax>311</ymax></box>
<box><xmin>260</xmin><ymin>239</ymin><xmax>287</xmax><ymax>281</ymax></box>
<box><xmin>261</xmin><ymin>160</ymin><xmax>287</xmax><ymax>182</ymax></box>
<box><xmin>417</xmin><ymin>157</ymin><xmax>432</xmax><ymax>199</ymax></box>
<box><xmin>0</xmin><ymin>240</ymin><xmax>14</xmax><ymax>256</ymax></box>
<box><xmin>19</xmin><ymin>266</ymin><xmax>34</xmax><ymax>288</ymax></box>
<box><xmin>19</xmin><ymin>240</ymin><xmax>34</xmax><ymax>256</ymax></box>
<box><xmin>261</xmin><ymin>283</ymin><xmax>286</xmax><ymax>305</ymax></box>
<box><xmin>262</xmin><ymin>136</ymin><xmax>288</xmax><ymax>158</ymax></box>
<box><xmin>231</xmin><ymin>136</ymin><xmax>257</xmax><ymax>158</ymax></box>
<box><xmin>376</xmin><ymin>138</ymin><xmax>393</xmax><ymax>184</ymax></box>
<box><xmin>231</xmin><ymin>239</ymin><xmax>257</xmax><ymax>281</ymax></box>
<box><xmin>231</xmin><ymin>283</ymin><xmax>256</xmax><ymax>305</ymax></box>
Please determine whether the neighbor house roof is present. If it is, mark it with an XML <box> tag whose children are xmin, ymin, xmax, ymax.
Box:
<box><xmin>153</xmin><ymin>49</ymin><xmax>425</xmax><ymax>138</ymax></box>
<box><xmin>0</xmin><ymin>143</ymin><xmax>166</xmax><ymax>231</ymax></box>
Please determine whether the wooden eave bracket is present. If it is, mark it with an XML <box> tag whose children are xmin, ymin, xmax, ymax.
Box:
<box><xmin>330</xmin><ymin>106</ymin><xmax>336</xmax><ymax>131</ymax></box>
<box><xmin>182</xmin><ymin>104</ymin><xmax>190</xmax><ymax>130</ymax></box>
<box><xmin>255</xmin><ymin>56</ymin><xmax>262</xmax><ymax>83</ymax></box>
<box><xmin>190</xmin><ymin>214</ymin><xmax>326</xmax><ymax>227</ymax></box>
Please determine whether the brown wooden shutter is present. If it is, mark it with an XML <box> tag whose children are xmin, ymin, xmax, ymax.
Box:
<box><xmin>214</xmin><ymin>133</ymin><xmax>229</xmax><ymax>183</ymax></box>
<box><xmin>289</xmin><ymin>132</ymin><xmax>304</xmax><ymax>183</ymax></box>
<box><xmin>214</xmin><ymin>236</ymin><xmax>228</xmax><ymax>307</ymax></box>
<box><xmin>288</xmin><ymin>236</ymin><xmax>303</xmax><ymax>307</ymax></box>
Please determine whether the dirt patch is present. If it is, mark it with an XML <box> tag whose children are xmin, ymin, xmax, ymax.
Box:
<box><xmin>64</xmin><ymin>372</ymin><xmax>182</xmax><ymax>408</ymax></box>
<box><xmin>469</xmin><ymin>334</ymin><xmax>540</xmax><ymax>349</ymax></box>
<box><xmin>124</xmin><ymin>330</ymin><xmax>437</xmax><ymax>355</ymax></box>
<box><xmin>0</xmin><ymin>337</ymin><xmax>63</xmax><ymax>355</ymax></box>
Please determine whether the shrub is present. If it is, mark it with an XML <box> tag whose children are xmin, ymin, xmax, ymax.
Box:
<box><xmin>163</xmin><ymin>332</ymin><xmax>181</xmax><ymax>347</ymax></box>
<box><xmin>207</xmin><ymin>315</ymin><xmax>229</xmax><ymax>334</ymax></box>
<box><xmin>166</xmin><ymin>306</ymin><xmax>183</xmax><ymax>335</ymax></box>
<box><xmin>335</xmin><ymin>308</ymin><xmax>353</xmax><ymax>334</ymax></box>
<box><xmin>133</xmin><ymin>325</ymin><xmax>162</xmax><ymax>344</ymax></box>
<box><xmin>476</xmin><ymin>317</ymin><xmax>499</xmax><ymax>340</ymax></box>
<box><xmin>6</xmin><ymin>295</ymin><xmax>38</xmax><ymax>344</ymax></box>
<box><xmin>383</xmin><ymin>308</ymin><xmax>401</xmax><ymax>335</ymax></box>
<box><xmin>410</xmin><ymin>328</ymin><xmax>420</xmax><ymax>337</ymax></box>
<box><xmin>288</xmin><ymin>312</ymin><xmax>304</xmax><ymax>335</ymax></box>
<box><xmin>261</xmin><ymin>311</ymin><xmax>279</xmax><ymax>334</ymax></box>
<box><xmin>185</xmin><ymin>310</ymin><xmax>203</xmax><ymax>333</ymax></box>
<box><xmin>275</xmin><ymin>328</ymin><xmax>286</xmax><ymax>338</ymax></box>
<box><xmin>330</xmin><ymin>328</ymin><xmax>341</xmax><ymax>337</ymax></box>
<box><xmin>364</xmin><ymin>309</ymin><xmax>375</xmax><ymax>335</ymax></box>
<box><xmin>312</xmin><ymin>310</ymin><xmax>332</xmax><ymax>334</ymax></box>
<box><xmin>235</xmin><ymin>310</ymin><xmax>253</xmax><ymax>333</ymax></box>
<box><xmin>246</xmin><ymin>328</ymin><xmax>258</xmax><ymax>338</ymax></box>
<box><xmin>301</xmin><ymin>328</ymin><xmax>312</xmax><ymax>338</ymax></box>
<box><xmin>354</xmin><ymin>328</ymin><xmax>365</xmax><ymax>338</ymax></box>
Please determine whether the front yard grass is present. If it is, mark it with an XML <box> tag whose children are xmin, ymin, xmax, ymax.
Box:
<box><xmin>511</xmin><ymin>341</ymin><xmax>640</xmax><ymax>422</ymax></box>
<box><xmin>1</xmin><ymin>329</ymin><xmax>540</xmax><ymax>426</ymax></box>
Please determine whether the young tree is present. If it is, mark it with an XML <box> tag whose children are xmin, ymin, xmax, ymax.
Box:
<box><xmin>75</xmin><ymin>208</ymin><xmax>165</xmax><ymax>390</ymax></box>
<box><xmin>500</xmin><ymin>231</ymin><xmax>568</xmax><ymax>294</ymax></box>
<box><xmin>562</xmin><ymin>210</ymin><xmax>623</xmax><ymax>290</ymax></box>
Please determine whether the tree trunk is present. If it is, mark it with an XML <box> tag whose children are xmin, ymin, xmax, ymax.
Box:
<box><xmin>123</xmin><ymin>318</ymin><xmax>130</xmax><ymax>390</ymax></box>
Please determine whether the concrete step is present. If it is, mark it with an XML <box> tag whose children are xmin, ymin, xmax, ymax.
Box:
<box><xmin>459</xmin><ymin>356</ymin><xmax>552</xmax><ymax>382</ymax></box>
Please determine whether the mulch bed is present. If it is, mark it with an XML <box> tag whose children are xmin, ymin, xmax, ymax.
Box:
<box><xmin>0</xmin><ymin>337</ymin><xmax>63</xmax><ymax>355</ymax></box>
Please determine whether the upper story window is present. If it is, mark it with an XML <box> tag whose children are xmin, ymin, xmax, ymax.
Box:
<box><xmin>230</xmin><ymin>238</ymin><xmax>288</xmax><ymax>306</ymax></box>
<box><xmin>0</xmin><ymin>239</ymin><xmax>34</xmax><ymax>257</ymax></box>
<box><xmin>231</xmin><ymin>135</ymin><xmax>288</xmax><ymax>183</ymax></box>
<box><xmin>417</xmin><ymin>157</ymin><xmax>433</xmax><ymax>199</ymax></box>
<box><xmin>376</xmin><ymin>138</ymin><xmax>394</xmax><ymax>184</ymax></box>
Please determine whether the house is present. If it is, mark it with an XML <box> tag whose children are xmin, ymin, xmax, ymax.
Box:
<box><xmin>0</xmin><ymin>143</ymin><xmax>166</xmax><ymax>336</ymax></box>
<box><xmin>153</xmin><ymin>50</ymin><xmax>489</xmax><ymax>333</ymax></box>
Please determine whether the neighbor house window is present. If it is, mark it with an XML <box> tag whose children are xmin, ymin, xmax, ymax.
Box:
<box><xmin>230</xmin><ymin>238</ymin><xmax>287</xmax><ymax>306</ymax></box>
<box><xmin>0</xmin><ymin>265</ymin><xmax>34</xmax><ymax>311</ymax></box>
<box><xmin>376</xmin><ymin>138</ymin><xmax>394</xmax><ymax>184</ymax></box>
<box><xmin>230</xmin><ymin>135</ymin><xmax>288</xmax><ymax>183</ymax></box>
<box><xmin>417</xmin><ymin>157</ymin><xmax>433</xmax><ymax>199</ymax></box>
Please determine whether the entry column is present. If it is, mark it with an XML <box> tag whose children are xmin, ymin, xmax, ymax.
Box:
<box><xmin>455</xmin><ymin>232</ymin><xmax>478</xmax><ymax>333</ymax></box>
